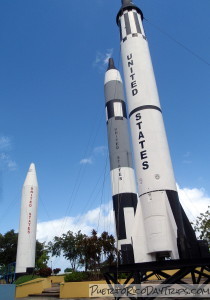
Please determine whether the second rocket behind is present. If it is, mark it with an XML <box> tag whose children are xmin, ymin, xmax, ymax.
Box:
<box><xmin>104</xmin><ymin>58</ymin><xmax>148</xmax><ymax>263</ymax></box>
<box><xmin>16</xmin><ymin>163</ymin><xmax>39</xmax><ymax>274</ymax></box>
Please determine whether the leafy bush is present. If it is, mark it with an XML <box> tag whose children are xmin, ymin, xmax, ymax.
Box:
<box><xmin>64</xmin><ymin>271</ymin><xmax>88</xmax><ymax>282</ymax></box>
<box><xmin>53</xmin><ymin>268</ymin><xmax>61</xmax><ymax>275</ymax></box>
<box><xmin>38</xmin><ymin>267</ymin><xmax>52</xmax><ymax>277</ymax></box>
<box><xmin>64</xmin><ymin>267</ymin><xmax>74</xmax><ymax>273</ymax></box>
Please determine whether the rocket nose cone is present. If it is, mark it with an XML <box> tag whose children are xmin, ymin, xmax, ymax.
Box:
<box><xmin>29</xmin><ymin>163</ymin><xmax>36</xmax><ymax>173</ymax></box>
<box><xmin>107</xmin><ymin>58</ymin><xmax>116</xmax><ymax>71</ymax></box>
<box><xmin>23</xmin><ymin>162</ymin><xmax>38</xmax><ymax>187</ymax></box>
<box><xmin>104</xmin><ymin>58</ymin><xmax>122</xmax><ymax>84</ymax></box>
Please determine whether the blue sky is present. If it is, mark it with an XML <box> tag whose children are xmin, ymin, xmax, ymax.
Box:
<box><xmin>0</xmin><ymin>0</ymin><xmax>210</xmax><ymax>269</ymax></box>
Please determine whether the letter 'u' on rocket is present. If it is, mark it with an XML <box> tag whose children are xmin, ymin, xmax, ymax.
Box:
<box><xmin>117</xmin><ymin>0</ymin><xmax>201</xmax><ymax>262</ymax></box>
<box><xmin>104</xmin><ymin>58</ymin><xmax>149</xmax><ymax>263</ymax></box>
<box><xmin>16</xmin><ymin>163</ymin><xmax>39</xmax><ymax>274</ymax></box>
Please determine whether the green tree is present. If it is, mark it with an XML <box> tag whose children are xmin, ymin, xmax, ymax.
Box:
<box><xmin>0</xmin><ymin>230</ymin><xmax>17</xmax><ymax>267</ymax></box>
<box><xmin>49</xmin><ymin>229</ymin><xmax>117</xmax><ymax>272</ymax></box>
<box><xmin>48</xmin><ymin>230</ymin><xmax>86</xmax><ymax>271</ymax></box>
<box><xmin>100</xmin><ymin>231</ymin><xmax>117</xmax><ymax>266</ymax></box>
<box><xmin>36</xmin><ymin>242</ymin><xmax>50</xmax><ymax>269</ymax></box>
<box><xmin>0</xmin><ymin>229</ymin><xmax>49</xmax><ymax>268</ymax></box>
<box><xmin>79</xmin><ymin>230</ymin><xmax>117</xmax><ymax>272</ymax></box>
<box><xmin>193</xmin><ymin>206</ymin><xmax>210</xmax><ymax>247</ymax></box>
<box><xmin>80</xmin><ymin>229</ymin><xmax>102</xmax><ymax>272</ymax></box>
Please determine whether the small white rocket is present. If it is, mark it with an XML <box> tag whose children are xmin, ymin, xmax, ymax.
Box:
<box><xmin>116</xmin><ymin>0</ymin><xmax>202</xmax><ymax>262</ymax></box>
<box><xmin>16</xmin><ymin>163</ymin><xmax>39</xmax><ymax>274</ymax></box>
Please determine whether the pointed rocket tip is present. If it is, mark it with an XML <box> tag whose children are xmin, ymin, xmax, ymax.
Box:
<box><xmin>29</xmin><ymin>163</ymin><xmax>36</xmax><ymax>172</ymax></box>
<box><xmin>122</xmin><ymin>0</ymin><xmax>132</xmax><ymax>5</ymax></box>
<box><xmin>23</xmin><ymin>162</ymin><xmax>38</xmax><ymax>186</ymax></box>
<box><xmin>107</xmin><ymin>58</ymin><xmax>116</xmax><ymax>71</ymax></box>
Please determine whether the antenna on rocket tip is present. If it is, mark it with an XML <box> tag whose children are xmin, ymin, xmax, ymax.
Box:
<box><xmin>122</xmin><ymin>0</ymin><xmax>133</xmax><ymax>4</ymax></box>
<box><xmin>107</xmin><ymin>58</ymin><xmax>116</xmax><ymax>70</ymax></box>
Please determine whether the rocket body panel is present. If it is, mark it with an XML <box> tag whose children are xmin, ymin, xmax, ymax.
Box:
<box><xmin>130</xmin><ymin>109</ymin><xmax>177</xmax><ymax>194</ymax></box>
<box><xmin>132</xmin><ymin>202</ymin><xmax>153</xmax><ymax>262</ymax></box>
<box><xmin>105</xmin><ymin>70</ymin><xmax>122</xmax><ymax>85</ymax></box>
<box><xmin>107</xmin><ymin>118</ymin><xmax>133</xmax><ymax>170</ymax></box>
<box><xmin>111</xmin><ymin>167</ymin><xmax>137</xmax><ymax>195</ymax></box>
<box><xmin>16</xmin><ymin>163</ymin><xmax>38</xmax><ymax>274</ymax></box>
<box><xmin>121</xmin><ymin>36</ymin><xmax>160</xmax><ymax>110</ymax></box>
<box><xmin>141</xmin><ymin>191</ymin><xmax>178</xmax><ymax>256</ymax></box>
<box><xmin>118</xmin><ymin>10</ymin><xmax>177</xmax><ymax>194</ymax></box>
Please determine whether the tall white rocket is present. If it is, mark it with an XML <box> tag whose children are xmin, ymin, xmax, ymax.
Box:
<box><xmin>16</xmin><ymin>163</ymin><xmax>39</xmax><ymax>274</ymax></box>
<box><xmin>116</xmin><ymin>0</ymin><xmax>201</xmax><ymax>262</ymax></box>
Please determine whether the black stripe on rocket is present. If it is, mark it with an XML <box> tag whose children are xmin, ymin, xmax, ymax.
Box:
<box><xmin>133</xmin><ymin>11</ymin><xmax>141</xmax><ymax>34</ymax></box>
<box><xmin>166</xmin><ymin>190</ymin><xmax>202</xmax><ymax>259</ymax></box>
<box><xmin>124</xmin><ymin>13</ymin><xmax>131</xmax><ymax>36</ymax></box>
<box><xmin>113</xmin><ymin>193</ymin><xmax>137</xmax><ymax>240</ymax></box>
<box><xmin>121</xmin><ymin>244</ymin><xmax>135</xmax><ymax>264</ymax></box>
<box><xmin>129</xmin><ymin>105</ymin><xmax>162</xmax><ymax>118</ymax></box>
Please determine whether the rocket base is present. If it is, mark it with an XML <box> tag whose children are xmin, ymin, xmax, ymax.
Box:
<box><xmin>102</xmin><ymin>258</ymin><xmax>210</xmax><ymax>300</ymax></box>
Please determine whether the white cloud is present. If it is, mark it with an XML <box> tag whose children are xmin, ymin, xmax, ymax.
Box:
<box><xmin>79</xmin><ymin>158</ymin><xmax>93</xmax><ymax>165</ymax></box>
<box><xmin>0</xmin><ymin>136</ymin><xmax>17</xmax><ymax>171</ymax></box>
<box><xmin>0</xmin><ymin>152</ymin><xmax>17</xmax><ymax>171</ymax></box>
<box><xmin>37</xmin><ymin>202</ymin><xmax>114</xmax><ymax>272</ymax></box>
<box><xmin>7</xmin><ymin>160</ymin><xmax>17</xmax><ymax>171</ymax></box>
<box><xmin>79</xmin><ymin>145</ymin><xmax>107</xmax><ymax>165</ymax></box>
<box><xmin>182</xmin><ymin>151</ymin><xmax>192</xmax><ymax>164</ymax></box>
<box><xmin>93</xmin><ymin>49</ymin><xmax>113</xmax><ymax>71</ymax></box>
<box><xmin>183</xmin><ymin>152</ymin><xmax>190</xmax><ymax>158</ymax></box>
<box><xmin>103</xmin><ymin>49</ymin><xmax>113</xmax><ymax>65</ymax></box>
<box><xmin>94</xmin><ymin>146</ymin><xmax>107</xmax><ymax>156</ymax></box>
<box><xmin>177</xmin><ymin>184</ymin><xmax>209</xmax><ymax>222</ymax></box>
<box><xmin>37</xmin><ymin>186</ymin><xmax>209</xmax><ymax>243</ymax></box>
<box><xmin>36</xmin><ymin>185</ymin><xmax>209</xmax><ymax>271</ymax></box>
<box><xmin>37</xmin><ymin>201</ymin><xmax>114</xmax><ymax>244</ymax></box>
<box><xmin>0</xmin><ymin>136</ymin><xmax>11</xmax><ymax>150</ymax></box>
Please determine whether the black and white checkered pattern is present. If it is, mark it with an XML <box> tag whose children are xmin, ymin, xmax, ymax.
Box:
<box><xmin>119</xmin><ymin>9</ymin><xmax>146</xmax><ymax>42</ymax></box>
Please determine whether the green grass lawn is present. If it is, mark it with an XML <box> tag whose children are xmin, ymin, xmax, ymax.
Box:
<box><xmin>15</xmin><ymin>274</ymin><xmax>41</xmax><ymax>285</ymax></box>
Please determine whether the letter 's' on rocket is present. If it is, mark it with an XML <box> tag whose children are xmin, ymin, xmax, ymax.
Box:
<box><xmin>116</xmin><ymin>0</ymin><xmax>203</xmax><ymax>261</ymax></box>
<box><xmin>16</xmin><ymin>163</ymin><xmax>39</xmax><ymax>274</ymax></box>
<box><xmin>104</xmin><ymin>58</ymin><xmax>143</xmax><ymax>263</ymax></box>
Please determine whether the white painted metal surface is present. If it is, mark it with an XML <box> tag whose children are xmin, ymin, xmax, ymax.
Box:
<box><xmin>16</xmin><ymin>163</ymin><xmax>39</xmax><ymax>273</ymax></box>
<box><xmin>118</xmin><ymin>3</ymin><xmax>179</xmax><ymax>261</ymax></box>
